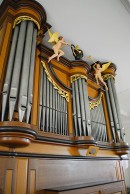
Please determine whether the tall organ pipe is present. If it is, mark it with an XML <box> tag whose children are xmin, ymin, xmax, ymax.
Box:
<box><xmin>1</xmin><ymin>26</ymin><xmax>19</xmax><ymax>121</ymax></box>
<box><xmin>42</xmin><ymin>70</ymin><xmax>47</xmax><ymax>131</ymax></box>
<box><xmin>110</xmin><ymin>78</ymin><xmax>124</xmax><ymax>141</ymax></box>
<box><xmin>74</xmin><ymin>80</ymin><xmax>82</xmax><ymax>136</ymax></box>
<box><xmin>107</xmin><ymin>79</ymin><xmax>120</xmax><ymax>140</ymax></box>
<box><xmin>39</xmin><ymin>67</ymin><xmax>43</xmax><ymax>129</ymax></box>
<box><xmin>72</xmin><ymin>82</ymin><xmax>78</xmax><ymax>136</ymax></box>
<box><xmin>72</xmin><ymin>78</ymin><xmax>91</xmax><ymax>136</ymax></box>
<box><xmin>9</xmin><ymin>21</ymin><xmax>27</xmax><ymax>121</ymax></box>
<box><xmin>19</xmin><ymin>21</ymin><xmax>34</xmax><ymax>122</ymax></box>
<box><xmin>82</xmin><ymin>79</ymin><xmax>91</xmax><ymax>136</ymax></box>
<box><xmin>105</xmin><ymin>90</ymin><xmax>116</xmax><ymax>141</ymax></box>
<box><xmin>26</xmin><ymin>28</ymin><xmax>37</xmax><ymax>123</ymax></box>
<box><xmin>78</xmin><ymin>78</ymin><xmax>86</xmax><ymax>136</ymax></box>
<box><xmin>49</xmin><ymin>82</ymin><xmax>53</xmax><ymax>132</ymax></box>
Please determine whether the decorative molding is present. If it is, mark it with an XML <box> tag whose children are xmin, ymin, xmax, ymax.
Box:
<box><xmin>103</xmin><ymin>74</ymin><xmax>115</xmax><ymax>81</ymax></box>
<box><xmin>13</xmin><ymin>16</ymin><xmax>40</xmax><ymax>29</ymax></box>
<box><xmin>89</xmin><ymin>92</ymin><xmax>103</xmax><ymax>110</ymax></box>
<box><xmin>70</xmin><ymin>74</ymin><xmax>87</xmax><ymax>83</ymax></box>
<box><xmin>41</xmin><ymin>61</ymin><xmax>69</xmax><ymax>102</ymax></box>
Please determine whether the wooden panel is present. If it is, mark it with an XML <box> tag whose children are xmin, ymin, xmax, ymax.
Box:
<box><xmin>44</xmin><ymin>181</ymin><xmax>124</xmax><ymax>194</ymax></box>
<box><xmin>33</xmin><ymin>159</ymin><xmax>118</xmax><ymax>190</ymax></box>
<box><xmin>5</xmin><ymin>170</ymin><xmax>13</xmax><ymax>194</ymax></box>
<box><xmin>29</xmin><ymin>170</ymin><xmax>36</xmax><ymax>194</ymax></box>
<box><xmin>0</xmin><ymin>22</ymin><xmax>12</xmax><ymax>82</ymax></box>
<box><xmin>0</xmin><ymin>23</ymin><xmax>6</xmax><ymax>54</ymax></box>
<box><xmin>15</xmin><ymin>159</ymin><xmax>28</xmax><ymax>194</ymax></box>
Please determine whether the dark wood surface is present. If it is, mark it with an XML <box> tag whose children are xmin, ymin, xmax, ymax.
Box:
<box><xmin>44</xmin><ymin>180</ymin><xmax>124</xmax><ymax>192</ymax></box>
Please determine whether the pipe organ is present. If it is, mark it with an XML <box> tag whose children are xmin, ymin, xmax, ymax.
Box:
<box><xmin>0</xmin><ymin>0</ymin><xmax>129</xmax><ymax>194</ymax></box>
<box><xmin>2</xmin><ymin>20</ymin><xmax>38</xmax><ymax>123</ymax></box>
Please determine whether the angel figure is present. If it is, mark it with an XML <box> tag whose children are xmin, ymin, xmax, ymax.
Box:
<box><xmin>93</xmin><ymin>61</ymin><xmax>111</xmax><ymax>90</ymax></box>
<box><xmin>48</xmin><ymin>29</ymin><xmax>70</xmax><ymax>63</ymax></box>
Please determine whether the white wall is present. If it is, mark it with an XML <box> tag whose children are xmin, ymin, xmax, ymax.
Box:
<box><xmin>37</xmin><ymin>0</ymin><xmax>130</xmax><ymax>94</ymax></box>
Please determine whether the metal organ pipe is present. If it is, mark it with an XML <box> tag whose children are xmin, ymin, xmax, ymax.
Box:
<box><xmin>110</xmin><ymin>78</ymin><xmax>124</xmax><ymax>141</ymax></box>
<box><xmin>90</xmin><ymin>100</ymin><xmax>108</xmax><ymax>142</ymax></box>
<box><xmin>74</xmin><ymin>80</ymin><xmax>82</xmax><ymax>136</ymax></box>
<box><xmin>1</xmin><ymin>20</ymin><xmax>38</xmax><ymax>123</ymax></box>
<box><xmin>82</xmin><ymin>79</ymin><xmax>91</xmax><ymax>136</ymax></box>
<box><xmin>9</xmin><ymin>21</ymin><xmax>27</xmax><ymax>121</ymax></box>
<box><xmin>78</xmin><ymin>78</ymin><xmax>86</xmax><ymax>136</ymax></box>
<box><xmin>49</xmin><ymin>82</ymin><xmax>53</xmax><ymax>133</ymax></box>
<box><xmin>26</xmin><ymin>28</ymin><xmax>37</xmax><ymax>123</ymax></box>
<box><xmin>39</xmin><ymin>66</ymin><xmax>69</xmax><ymax>135</ymax></box>
<box><xmin>71</xmin><ymin>82</ymin><xmax>78</xmax><ymax>136</ymax></box>
<box><xmin>42</xmin><ymin>71</ymin><xmax>47</xmax><ymax>132</ymax></box>
<box><xmin>71</xmin><ymin>77</ymin><xmax>91</xmax><ymax>136</ymax></box>
<box><xmin>1</xmin><ymin>26</ymin><xmax>19</xmax><ymax>121</ymax></box>
<box><xmin>19</xmin><ymin>21</ymin><xmax>34</xmax><ymax>122</ymax></box>
<box><xmin>107</xmin><ymin>79</ymin><xmax>120</xmax><ymax>141</ymax></box>
<box><xmin>105</xmin><ymin>90</ymin><xmax>116</xmax><ymax>141</ymax></box>
<box><xmin>39</xmin><ymin>67</ymin><xmax>43</xmax><ymax>129</ymax></box>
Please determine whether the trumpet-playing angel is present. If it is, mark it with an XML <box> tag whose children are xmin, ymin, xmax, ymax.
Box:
<box><xmin>93</xmin><ymin>61</ymin><xmax>112</xmax><ymax>90</ymax></box>
<box><xmin>47</xmin><ymin>29</ymin><xmax>70</xmax><ymax>63</ymax></box>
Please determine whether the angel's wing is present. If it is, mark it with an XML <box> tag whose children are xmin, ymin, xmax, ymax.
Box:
<box><xmin>48</xmin><ymin>31</ymin><xmax>59</xmax><ymax>43</ymax></box>
<box><xmin>48</xmin><ymin>29</ymin><xmax>53</xmax><ymax>38</ymax></box>
<box><xmin>101</xmin><ymin>62</ymin><xmax>112</xmax><ymax>72</ymax></box>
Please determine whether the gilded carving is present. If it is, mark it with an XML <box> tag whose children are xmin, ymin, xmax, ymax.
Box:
<box><xmin>13</xmin><ymin>16</ymin><xmax>40</xmax><ymax>29</ymax></box>
<box><xmin>89</xmin><ymin>92</ymin><xmax>103</xmax><ymax>110</ymax></box>
<box><xmin>70</xmin><ymin>74</ymin><xmax>87</xmax><ymax>83</ymax></box>
<box><xmin>103</xmin><ymin>74</ymin><xmax>115</xmax><ymax>81</ymax></box>
<box><xmin>41</xmin><ymin>61</ymin><xmax>69</xmax><ymax>102</ymax></box>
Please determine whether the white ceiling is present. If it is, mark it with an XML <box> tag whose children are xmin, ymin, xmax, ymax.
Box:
<box><xmin>0</xmin><ymin>0</ymin><xmax>130</xmax><ymax>128</ymax></box>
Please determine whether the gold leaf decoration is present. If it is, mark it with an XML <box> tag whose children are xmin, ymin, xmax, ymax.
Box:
<box><xmin>89</xmin><ymin>92</ymin><xmax>103</xmax><ymax>110</ymax></box>
<box><xmin>70</xmin><ymin>74</ymin><xmax>87</xmax><ymax>83</ymax></box>
<box><xmin>41</xmin><ymin>61</ymin><xmax>69</xmax><ymax>102</ymax></box>
<box><xmin>103</xmin><ymin>74</ymin><xmax>115</xmax><ymax>81</ymax></box>
<box><xmin>13</xmin><ymin>16</ymin><xmax>40</xmax><ymax>30</ymax></box>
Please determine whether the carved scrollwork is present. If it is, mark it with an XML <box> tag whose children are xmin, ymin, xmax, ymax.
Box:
<box><xmin>41</xmin><ymin>61</ymin><xmax>69</xmax><ymax>102</ymax></box>
<box><xmin>70</xmin><ymin>74</ymin><xmax>87</xmax><ymax>83</ymax></box>
<box><xmin>103</xmin><ymin>74</ymin><xmax>115</xmax><ymax>81</ymax></box>
<box><xmin>13</xmin><ymin>16</ymin><xmax>40</xmax><ymax>29</ymax></box>
<box><xmin>89</xmin><ymin>92</ymin><xmax>103</xmax><ymax>110</ymax></box>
